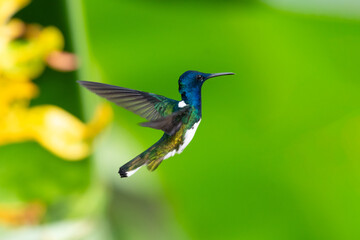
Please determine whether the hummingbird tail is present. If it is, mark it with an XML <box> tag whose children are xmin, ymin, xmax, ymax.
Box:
<box><xmin>119</xmin><ymin>154</ymin><xmax>164</xmax><ymax>178</ymax></box>
<box><xmin>118</xmin><ymin>137</ymin><xmax>170</xmax><ymax>178</ymax></box>
<box><xmin>147</xmin><ymin>158</ymin><xmax>163</xmax><ymax>172</ymax></box>
<box><xmin>118</xmin><ymin>155</ymin><xmax>147</xmax><ymax>178</ymax></box>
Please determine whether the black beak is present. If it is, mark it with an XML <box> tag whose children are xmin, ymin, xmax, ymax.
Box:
<box><xmin>206</xmin><ymin>72</ymin><xmax>235</xmax><ymax>79</ymax></box>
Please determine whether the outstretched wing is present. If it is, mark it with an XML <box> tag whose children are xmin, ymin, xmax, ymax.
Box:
<box><xmin>78</xmin><ymin>81</ymin><xmax>178</xmax><ymax>121</ymax></box>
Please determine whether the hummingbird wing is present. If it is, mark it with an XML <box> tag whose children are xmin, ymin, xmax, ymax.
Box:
<box><xmin>139</xmin><ymin>106</ymin><xmax>191</xmax><ymax>135</ymax></box>
<box><xmin>78</xmin><ymin>81</ymin><xmax>178</xmax><ymax>121</ymax></box>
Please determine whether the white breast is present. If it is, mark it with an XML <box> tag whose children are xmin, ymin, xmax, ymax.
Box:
<box><xmin>163</xmin><ymin>149</ymin><xmax>177</xmax><ymax>160</ymax></box>
<box><xmin>178</xmin><ymin>119</ymin><xmax>201</xmax><ymax>153</ymax></box>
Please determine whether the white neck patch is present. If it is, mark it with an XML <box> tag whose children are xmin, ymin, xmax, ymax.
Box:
<box><xmin>178</xmin><ymin>100</ymin><xmax>187</xmax><ymax>108</ymax></box>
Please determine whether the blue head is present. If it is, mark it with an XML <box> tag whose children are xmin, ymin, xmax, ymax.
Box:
<box><xmin>178</xmin><ymin>70</ymin><xmax>234</xmax><ymax>111</ymax></box>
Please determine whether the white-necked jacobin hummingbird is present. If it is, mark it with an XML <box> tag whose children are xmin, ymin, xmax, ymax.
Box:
<box><xmin>78</xmin><ymin>70</ymin><xmax>234</xmax><ymax>178</ymax></box>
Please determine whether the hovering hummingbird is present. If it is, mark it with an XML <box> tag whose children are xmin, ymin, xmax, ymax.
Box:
<box><xmin>78</xmin><ymin>70</ymin><xmax>234</xmax><ymax>178</ymax></box>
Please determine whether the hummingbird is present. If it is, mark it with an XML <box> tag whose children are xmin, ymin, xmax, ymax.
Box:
<box><xmin>78</xmin><ymin>70</ymin><xmax>234</xmax><ymax>178</ymax></box>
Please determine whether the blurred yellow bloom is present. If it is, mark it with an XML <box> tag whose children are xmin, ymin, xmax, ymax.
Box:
<box><xmin>0</xmin><ymin>0</ymin><xmax>112</xmax><ymax>161</ymax></box>
<box><xmin>0</xmin><ymin>0</ymin><xmax>29</xmax><ymax>25</ymax></box>
<box><xmin>0</xmin><ymin>25</ymin><xmax>64</xmax><ymax>81</ymax></box>
<box><xmin>0</xmin><ymin>103</ymin><xmax>112</xmax><ymax>160</ymax></box>
<box><xmin>0</xmin><ymin>78</ymin><xmax>37</xmax><ymax>114</ymax></box>
<box><xmin>0</xmin><ymin>202</ymin><xmax>44</xmax><ymax>226</ymax></box>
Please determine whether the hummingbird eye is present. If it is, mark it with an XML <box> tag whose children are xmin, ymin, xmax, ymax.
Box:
<box><xmin>196</xmin><ymin>75</ymin><xmax>203</xmax><ymax>81</ymax></box>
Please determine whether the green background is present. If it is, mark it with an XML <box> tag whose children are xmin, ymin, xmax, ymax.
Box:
<box><xmin>1</xmin><ymin>0</ymin><xmax>360</xmax><ymax>239</ymax></box>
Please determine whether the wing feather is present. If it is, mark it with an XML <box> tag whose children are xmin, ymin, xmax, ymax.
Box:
<box><xmin>78</xmin><ymin>80</ymin><xmax>178</xmax><ymax>121</ymax></box>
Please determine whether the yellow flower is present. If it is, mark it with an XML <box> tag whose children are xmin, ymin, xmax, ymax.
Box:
<box><xmin>0</xmin><ymin>25</ymin><xmax>64</xmax><ymax>81</ymax></box>
<box><xmin>0</xmin><ymin>202</ymin><xmax>45</xmax><ymax>226</ymax></box>
<box><xmin>0</xmin><ymin>0</ymin><xmax>113</xmax><ymax>161</ymax></box>
<box><xmin>27</xmin><ymin>104</ymin><xmax>112</xmax><ymax>160</ymax></box>
<box><xmin>0</xmin><ymin>102</ymin><xmax>113</xmax><ymax>160</ymax></box>
<box><xmin>0</xmin><ymin>0</ymin><xmax>30</xmax><ymax>25</ymax></box>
